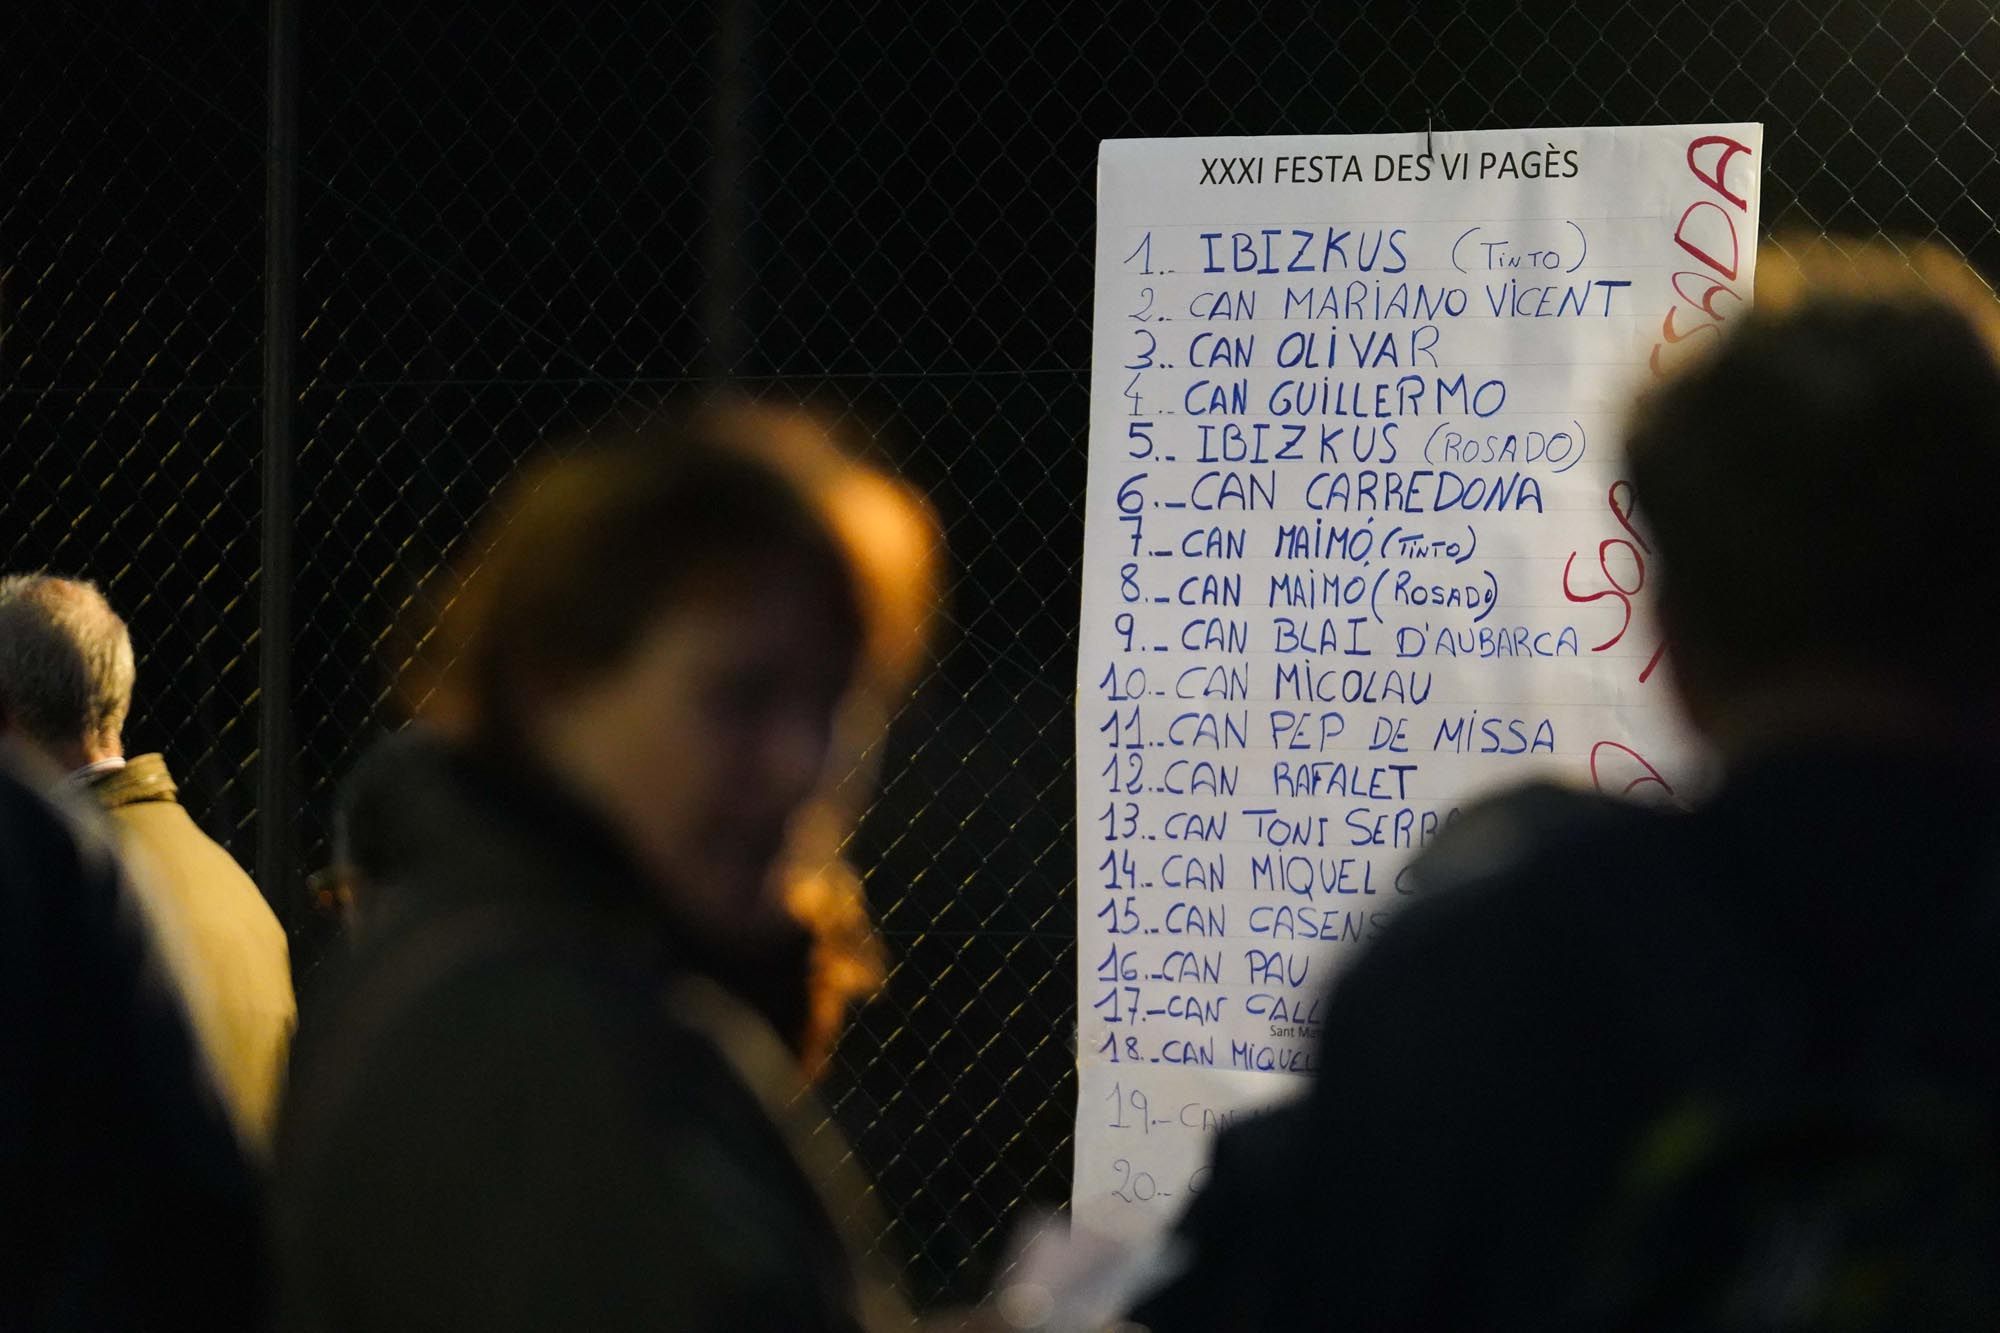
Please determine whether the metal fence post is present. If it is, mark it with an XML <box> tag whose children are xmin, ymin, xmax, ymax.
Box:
<box><xmin>259</xmin><ymin>0</ymin><xmax>299</xmax><ymax>914</ymax></box>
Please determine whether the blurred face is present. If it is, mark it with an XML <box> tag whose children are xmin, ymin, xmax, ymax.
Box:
<box><xmin>530</xmin><ymin>566</ymin><xmax>855</xmax><ymax>935</ymax></box>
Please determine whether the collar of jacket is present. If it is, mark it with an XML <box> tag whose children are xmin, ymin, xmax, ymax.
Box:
<box><xmin>86</xmin><ymin>753</ymin><xmax>179</xmax><ymax>809</ymax></box>
<box><xmin>342</xmin><ymin>727</ymin><xmax>815</xmax><ymax>1046</ymax></box>
<box><xmin>348</xmin><ymin>728</ymin><xmax>665</xmax><ymax>935</ymax></box>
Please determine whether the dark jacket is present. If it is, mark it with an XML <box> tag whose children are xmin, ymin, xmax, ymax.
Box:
<box><xmin>0</xmin><ymin>750</ymin><xmax>266</xmax><ymax>1331</ymax></box>
<box><xmin>90</xmin><ymin>754</ymin><xmax>296</xmax><ymax>1152</ymax></box>
<box><xmin>276</xmin><ymin>731</ymin><xmax>901</xmax><ymax>1333</ymax></box>
<box><xmin>1135</xmin><ymin>745</ymin><xmax>2000</xmax><ymax>1331</ymax></box>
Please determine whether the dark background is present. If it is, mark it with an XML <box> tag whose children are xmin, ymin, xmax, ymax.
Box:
<box><xmin>4</xmin><ymin>0</ymin><xmax>1995</xmax><ymax>1306</ymax></box>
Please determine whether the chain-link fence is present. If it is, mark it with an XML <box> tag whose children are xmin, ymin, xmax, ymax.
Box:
<box><xmin>3</xmin><ymin>4</ymin><xmax>268</xmax><ymax>851</ymax></box>
<box><xmin>5</xmin><ymin>0</ymin><xmax>1996</xmax><ymax>1309</ymax></box>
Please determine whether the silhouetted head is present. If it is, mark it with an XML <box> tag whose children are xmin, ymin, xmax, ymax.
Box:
<box><xmin>420</xmin><ymin>405</ymin><xmax>866</xmax><ymax>937</ymax></box>
<box><xmin>1625</xmin><ymin>245</ymin><xmax>2000</xmax><ymax>753</ymax></box>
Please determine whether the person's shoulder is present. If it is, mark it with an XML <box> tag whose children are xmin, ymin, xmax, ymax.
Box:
<box><xmin>0</xmin><ymin>747</ymin><xmax>129</xmax><ymax>930</ymax></box>
<box><xmin>107</xmin><ymin>781</ymin><xmax>283</xmax><ymax>929</ymax></box>
<box><xmin>0</xmin><ymin>760</ymin><xmax>77</xmax><ymax>873</ymax></box>
<box><xmin>1405</xmin><ymin>780</ymin><xmax>1663</xmax><ymax>895</ymax></box>
<box><xmin>284</xmin><ymin>915</ymin><xmax>652</xmax><ymax>1176</ymax></box>
<box><xmin>1359</xmin><ymin>781</ymin><xmax>1678</xmax><ymax>980</ymax></box>
<box><xmin>304</xmin><ymin>895</ymin><xmax>721</xmax><ymax>1111</ymax></box>
<box><xmin>111</xmin><ymin>790</ymin><xmax>247</xmax><ymax>868</ymax></box>
<box><xmin>318</xmin><ymin>894</ymin><xmax>619</xmax><ymax>1032</ymax></box>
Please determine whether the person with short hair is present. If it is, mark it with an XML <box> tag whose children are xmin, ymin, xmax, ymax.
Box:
<box><xmin>0</xmin><ymin>573</ymin><xmax>296</xmax><ymax>1153</ymax></box>
<box><xmin>1132</xmin><ymin>247</ymin><xmax>2000</xmax><ymax>1331</ymax></box>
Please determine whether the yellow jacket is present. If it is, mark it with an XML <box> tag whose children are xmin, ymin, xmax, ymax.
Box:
<box><xmin>90</xmin><ymin>753</ymin><xmax>296</xmax><ymax>1152</ymax></box>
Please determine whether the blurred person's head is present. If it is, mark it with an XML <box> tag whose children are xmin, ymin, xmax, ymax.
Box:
<box><xmin>419</xmin><ymin>406</ymin><xmax>866</xmax><ymax>942</ymax></box>
<box><xmin>0</xmin><ymin>574</ymin><xmax>136</xmax><ymax>772</ymax></box>
<box><xmin>1626</xmin><ymin>242</ymin><xmax>2000</xmax><ymax>755</ymax></box>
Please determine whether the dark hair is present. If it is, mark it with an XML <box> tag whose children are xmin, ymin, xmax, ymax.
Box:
<box><xmin>419</xmin><ymin>408</ymin><xmax>865</xmax><ymax>740</ymax></box>
<box><xmin>1625</xmin><ymin>288</ymin><xmax>2000</xmax><ymax>702</ymax></box>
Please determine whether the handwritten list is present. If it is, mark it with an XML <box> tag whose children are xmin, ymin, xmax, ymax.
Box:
<box><xmin>1075</xmin><ymin>125</ymin><xmax>1763</xmax><ymax>1242</ymax></box>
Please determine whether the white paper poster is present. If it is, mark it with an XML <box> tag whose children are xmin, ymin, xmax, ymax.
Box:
<box><xmin>1075</xmin><ymin>124</ymin><xmax>1763</xmax><ymax>1242</ymax></box>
